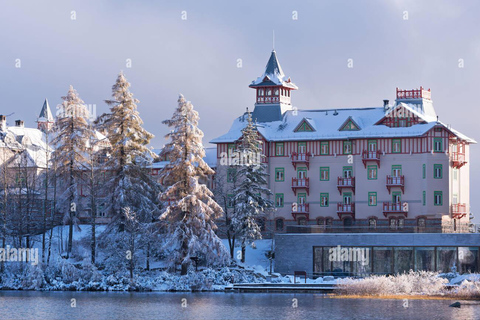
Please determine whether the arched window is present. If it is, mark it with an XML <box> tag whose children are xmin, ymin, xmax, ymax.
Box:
<box><xmin>368</xmin><ymin>218</ymin><xmax>376</xmax><ymax>228</ymax></box>
<box><xmin>317</xmin><ymin>218</ymin><xmax>324</xmax><ymax>226</ymax></box>
<box><xmin>275</xmin><ymin>218</ymin><xmax>284</xmax><ymax>231</ymax></box>
<box><xmin>298</xmin><ymin>217</ymin><xmax>307</xmax><ymax>225</ymax></box>
<box><xmin>325</xmin><ymin>218</ymin><xmax>333</xmax><ymax>226</ymax></box>
<box><xmin>418</xmin><ymin>218</ymin><xmax>426</xmax><ymax>228</ymax></box>
<box><xmin>398</xmin><ymin>218</ymin><xmax>405</xmax><ymax>229</ymax></box>
<box><xmin>389</xmin><ymin>218</ymin><xmax>397</xmax><ymax>230</ymax></box>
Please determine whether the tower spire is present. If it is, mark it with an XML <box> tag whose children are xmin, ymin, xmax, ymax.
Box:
<box><xmin>37</xmin><ymin>98</ymin><xmax>54</xmax><ymax>132</ymax></box>
<box><xmin>272</xmin><ymin>30</ymin><xmax>275</xmax><ymax>50</ymax></box>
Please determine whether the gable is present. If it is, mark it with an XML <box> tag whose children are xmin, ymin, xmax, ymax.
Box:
<box><xmin>375</xmin><ymin>104</ymin><xmax>427</xmax><ymax>127</ymax></box>
<box><xmin>339</xmin><ymin>117</ymin><xmax>360</xmax><ymax>131</ymax></box>
<box><xmin>294</xmin><ymin>118</ymin><xmax>315</xmax><ymax>132</ymax></box>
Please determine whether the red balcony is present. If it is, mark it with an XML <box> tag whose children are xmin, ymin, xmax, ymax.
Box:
<box><xmin>383</xmin><ymin>202</ymin><xmax>408</xmax><ymax>217</ymax></box>
<box><xmin>396</xmin><ymin>87</ymin><xmax>431</xmax><ymax>100</ymax></box>
<box><xmin>337</xmin><ymin>203</ymin><xmax>355</xmax><ymax>219</ymax></box>
<box><xmin>362</xmin><ymin>150</ymin><xmax>381</xmax><ymax>168</ymax></box>
<box><xmin>292</xmin><ymin>203</ymin><xmax>310</xmax><ymax>221</ymax></box>
<box><xmin>292</xmin><ymin>178</ymin><xmax>309</xmax><ymax>196</ymax></box>
<box><xmin>337</xmin><ymin>177</ymin><xmax>355</xmax><ymax>194</ymax></box>
<box><xmin>291</xmin><ymin>152</ymin><xmax>311</xmax><ymax>169</ymax></box>
<box><xmin>450</xmin><ymin>140</ymin><xmax>467</xmax><ymax>169</ymax></box>
<box><xmin>386</xmin><ymin>175</ymin><xmax>405</xmax><ymax>194</ymax></box>
<box><xmin>451</xmin><ymin>203</ymin><xmax>467</xmax><ymax>219</ymax></box>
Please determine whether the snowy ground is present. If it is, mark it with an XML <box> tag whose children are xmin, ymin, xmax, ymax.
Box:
<box><xmin>0</xmin><ymin>225</ymin><xmax>304</xmax><ymax>291</ymax></box>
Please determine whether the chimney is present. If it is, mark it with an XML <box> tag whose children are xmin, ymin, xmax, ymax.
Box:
<box><xmin>15</xmin><ymin>120</ymin><xmax>24</xmax><ymax>128</ymax></box>
<box><xmin>0</xmin><ymin>115</ymin><xmax>6</xmax><ymax>131</ymax></box>
<box><xmin>383</xmin><ymin>100</ymin><xmax>389</xmax><ymax>111</ymax></box>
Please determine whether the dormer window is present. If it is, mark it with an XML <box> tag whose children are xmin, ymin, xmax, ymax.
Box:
<box><xmin>258</xmin><ymin>89</ymin><xmax>264</xmax><ymax>96</ymax></box>
<box><xmin>266</xmin><ymin>89</ymin><xmax>272</xmax><ymax>96</ymax></box>
<box><xmin>274</xmin><ymin>88</ymin><xmax>279</xmax><ymax>96</ymax></box>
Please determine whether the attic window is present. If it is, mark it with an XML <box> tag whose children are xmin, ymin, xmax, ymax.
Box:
<box><xmin>340</xmin><ymin>120</ymin><xmax>360</xmax><ymax>131</ymax></box>
<box><xmin>294</xmin><ymin>119</ymin><xmax>314</xmax><ymax>132</ymax></box>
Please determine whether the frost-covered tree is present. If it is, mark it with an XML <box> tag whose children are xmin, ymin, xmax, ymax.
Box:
<box><xmin>213</xmin><ymin>173</ymin><xmax>238</xmax><ymax>259</ymax></box>
<box><xmin>95</xmin><ymin>72</ymin><xmax>159</xmax><ymax>225</ymax></box>
<box><xmin>232</xmin><ymin>110</ymin><xmax>274</xmax><ymax>263</ymax></box>
<box><xmin>159</xmin><ymin>95</ymin><xmax>228</xmax><ymax>275</ymax></box>
<box><xmin>52</xmin><ymin>85</ymin><xmax>95</xmax><ymax>258</ymax></box>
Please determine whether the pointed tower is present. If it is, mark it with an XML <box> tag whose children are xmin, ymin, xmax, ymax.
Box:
<box><xmin>37</xmin><ymin>98</ymin><xmax>54</xmax><ymax>132</ymax></box>
<box><xmin>249</xmin><ymin>50</ymin><xmax>298</xmax><ymax>122</ymax></box>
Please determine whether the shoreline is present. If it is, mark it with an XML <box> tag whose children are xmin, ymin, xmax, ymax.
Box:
<box><xmin>329</xmin><ymin>294</ymin><xmax>480</xmax><ymax>301</ymax></box>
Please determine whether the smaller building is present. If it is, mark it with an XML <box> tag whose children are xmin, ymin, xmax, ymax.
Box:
<box><xmin>275</xmin><ymin>232</ymin><xmax>480</xmax><ymax>276</ymax></box>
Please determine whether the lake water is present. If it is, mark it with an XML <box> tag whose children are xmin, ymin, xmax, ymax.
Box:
<box><xmin>0</xmin><ymin>291</ymin><xmax>479</xmax><ymax>320</ymax></box>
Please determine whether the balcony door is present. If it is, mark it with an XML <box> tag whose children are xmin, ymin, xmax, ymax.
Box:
<box><xmin>297</xmin><ymin>193</ymin><xmax>306</xmax><ymax>205</ymax></box>
<box><xmin>343</xmin><ymin>192</ymin><xmax>352</xmax><ymax>205</ymax></box>
<box><xmin>297</xmin><ymin>167</ymin><xmax>307</xmax><ymax>179</ymax></box>
<box><xmin>368</xmin><ymin>140</ymin><xmax>377</xmax><ymax>152</ymax></box>
<box><xmin>392</xmin><ymin>165</ymin><xmax>402</xmax><ymax>184</ymax></box>
<box><xmin>343</xmin><ymin>166</ymin><xmax>353</xmax><ymax>179</ymax></box>
<box><xmin>392</xmin><ymin>165</ymin><xmax>402</xmax><ymax>177</ymax></box>
<box><xmin>298</xmin><ymin>142</ymin><xmax>306</xmax><ymax>154</ymax></box>
<box><xmin>392</xmin><ymin>192</ymin><xmax>402</xmax><ymax>205</ymax></box>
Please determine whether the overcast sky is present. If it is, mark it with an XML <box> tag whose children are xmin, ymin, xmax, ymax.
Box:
<box><xmin>1</xmin><ymin>0</ymin><xmax>479</xmax><ymax>220</ymax></box>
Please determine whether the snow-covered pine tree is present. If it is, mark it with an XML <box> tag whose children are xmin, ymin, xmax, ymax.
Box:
<box><xmin>95</xmin><ymin>72</ymin><xmax>159</xmax><ymax>226</ymax></box>
<box><xmin>52</xmin><ymin>85</ymin><xmax>95</xmax><ymax>258</ymax></box>
<box><xmin>159</xmin><ymin>94</ymin><xmax>228</xmax><ymax>275</ymax></box>
<box><xmin>232</xmin><ymin>109</ymin><xmax>274</xmax><ymax>263</ymax></box>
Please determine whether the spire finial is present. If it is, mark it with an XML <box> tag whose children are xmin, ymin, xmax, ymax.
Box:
<box><xmin>272</xmin><ymin>30</ymin><xmax>275</xmax><ymax>50</ymax></box>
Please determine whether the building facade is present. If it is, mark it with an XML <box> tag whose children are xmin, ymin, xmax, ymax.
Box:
<box><xmin>212</xmin><ymin>50</ymin><xmax>475</xmax><ymax>235</ymax></box>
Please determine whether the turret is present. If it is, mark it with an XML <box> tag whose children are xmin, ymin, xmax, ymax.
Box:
<box><xmin>249</xmin><ymin>50</ymin><xmax>298</xmax><ymax>122</ymax></box>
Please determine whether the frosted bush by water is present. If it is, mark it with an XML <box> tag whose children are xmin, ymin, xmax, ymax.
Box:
<box><xmin>337</xmin><ymin>271</ymin><xmax>448</xmax><ymax>296</ymax></box>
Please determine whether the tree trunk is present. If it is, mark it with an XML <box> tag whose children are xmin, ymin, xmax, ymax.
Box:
<box><xmin>67</xmin><ymin>219</ymin><xmax>73</xmax><ymax>259</ymax></box>
<box><xmin>241</xmin><ymin>239</ymin><xmax>246</xmax><ymax>263</ymax></box>
<box><xmin>146</xmin><ymin>242</ymin><xmax>150</xmax><ymax>271</ymax></box>
<box><xmin>181</xmin><ymin>263</ymin><xmax>188</xmax><ymax>275</ymax></box>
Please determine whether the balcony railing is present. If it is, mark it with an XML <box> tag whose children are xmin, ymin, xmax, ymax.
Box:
<box><xmin>337</xmin><ymin>203</ymin><xmax>355</xmax><ymax>219</ymax></box>
<box><xmin>383</xmin><ymin>202</ymin><xmax>408</xmax><ymax>217</ymax></box>
<box><xmin>362</xmin><ymin>150</ymin><xmax>381</xmax><ymax>168</ymax></box>
<box><xmin>451</xmin><ymin>151</ymin><xmax>466</xmax><ymax>169</ymax></box>
<box><xmin>451</xmin><ymin>203</ymin><xmax>467</xmax><ymax>219</ymax></box>
<box><xmin>292</xmin><ymin>203</ymin><xmax>310</xmax><ymax>220</ymax></box>
<box><xmin>292</xmin><ymin>177</ymin><xmax>310</xmax><ymax>196</ymax></box>
<box><xmin>396</xmin><ymin>87</ymin><xmax>431</xmax><ymax>100</ymax></box>
<box><xmin>337</xmin><ymin>177</ymin><xmax>355</xmax><ymax>194</ymax></box>
<box><xmin>386</xmin><ymin>175</ymin><xmax>405</xmax><ymax>194</ymax></box>
<box><xmin>291</xmin><ymin>152</ymin><xmax>311</xmax><ymax>169</ymax></box>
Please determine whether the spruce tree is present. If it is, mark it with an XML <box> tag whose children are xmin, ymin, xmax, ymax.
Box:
<box><xmin>95</xmin><ymin>72</ymin><xmax>159</xmax><ymax>225</ymax></box>
<box><xmin>52</xmin><ymin>85</ymin><xmax>94</xmax><ymax>258</ymax></box>
<box><xmin>159</xmin><ymin>94</ymin><xmax>228</xmax><ymax>275</ymax></box>
<box><xmin>232</xmin><ymin>110</ymin><xmax>274</xmax><ymax>263</ymax></box>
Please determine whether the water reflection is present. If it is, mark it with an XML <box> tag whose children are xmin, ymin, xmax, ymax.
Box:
<box><xmin>0</xmin><ymin>291</ymin><xmax>478</xmax><ymax>320</ymax></box>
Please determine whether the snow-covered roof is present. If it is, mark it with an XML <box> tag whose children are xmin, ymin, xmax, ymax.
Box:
<box><xmin>211</xmin><ymin>106</ymin><xmax>476</xmax><ymax>144</ymax></box>
<box><xmin>1</xmin><ymin>126</ymin><xmax>51</xmax><ymax>168</ymax></box>
<box><xmin>249</xmin><ymin>50</ymin><xmax>298</xmax><ymax>89</ymax></box>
